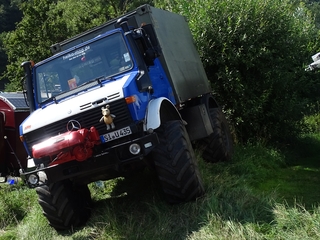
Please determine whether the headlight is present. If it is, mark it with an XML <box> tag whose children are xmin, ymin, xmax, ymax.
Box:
<box><xmin>28</xmin><ymin>174</ymin><xmax>39</xmax><ymax>185</ymax></box>
<box><xmin>129</xmin><ymin>143</ymin><xmax>141</xmax><ymax>155</ymax></box>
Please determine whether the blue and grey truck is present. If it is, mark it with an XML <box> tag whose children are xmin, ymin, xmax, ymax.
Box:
<box><xmin>19</xmin><ymin>5</ymin><xmax>233</xmax><ymax>230</ymax></box>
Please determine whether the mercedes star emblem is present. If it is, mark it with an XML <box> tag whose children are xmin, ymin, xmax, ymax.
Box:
<box><xmin>67</xmin><ymin>120</ymin><xmax>81</xmax><ymax>131</ymax></box>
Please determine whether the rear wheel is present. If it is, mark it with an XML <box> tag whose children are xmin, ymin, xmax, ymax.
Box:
<box><xmin>151</xmin><ymin>120</ymin><xmax>204</xmax><ymax>204</ymax></box>
<box><xmin>36</xmin><ymin>180</ymin><xmax>92</xmax><ymax>231</ymax></box>
<box><xmin>201</xmin><ymin>108</ymin><xmax>233</xmax><ymax>163</ymax></box>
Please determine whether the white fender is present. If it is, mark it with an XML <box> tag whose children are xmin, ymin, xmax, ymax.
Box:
<box><xmin>144</xmin><ymin>97</ymin><xmax>181</xmax><ymax>131</ymax></box>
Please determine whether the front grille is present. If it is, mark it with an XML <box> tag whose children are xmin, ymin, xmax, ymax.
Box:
<box><xmin>24</xmin><ymin>98</ymin><xmax>132</xmax><ymax>155</ymax></box>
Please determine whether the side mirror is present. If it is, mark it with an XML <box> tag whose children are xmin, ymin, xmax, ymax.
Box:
<box><xmin>310</xmin><ymin>59</ymin><xmax>320</xmax><ymax>70</ymax></box>
<box><xmin>312</xmin><ymin>52</ymin><xmax>320</xmax><ymax>62</ymax></box>
<box><xmin>141</xmin><ymin>24</ymin><xmax>161</xmax><ymax>57</ymax></box>
<box><xmin>21</xmin><ymin>61</ymin><xmax>35</xmax><ymax>112</ymax></box>
<box><xmin>133</xmin><ymin>24</ymin><xmax>161</xmax><ymax>66</ymax></box>
<box><xmin>306</xmin><ymin>52</ymin><xmax>320</xmax><ymax>71</ymax></box>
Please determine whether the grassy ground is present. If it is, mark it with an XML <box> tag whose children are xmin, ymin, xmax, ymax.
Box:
<box><xmin>1</xmin><ymin>133</ymin><xmax>320</xmax><ymax>239</ymax></box>
<box><xmin>257</xmin><ymin>134</ymin><xmax>320</xmax><ymax>209</ymax></box>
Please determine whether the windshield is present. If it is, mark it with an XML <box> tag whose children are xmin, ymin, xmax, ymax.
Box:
<box><xmin>34</xmin><ymin>32</ymin><xmax>133</xmax><ymax>104</ymax></box>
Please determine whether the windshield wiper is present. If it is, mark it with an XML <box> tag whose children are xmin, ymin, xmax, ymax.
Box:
<box><xmin>39</xmin><ymin>76</ymin><xmax>116</xmax><ymax>107</ymax></box>
<box><xmin>77</xmin><ymin>75</ymin><xmax>107</xmax><ymax>88</ymax></box>
<box><xmin>40</xmin><ymin>95</ymin><xmax>57</xmax><ymax>107</ymax></box>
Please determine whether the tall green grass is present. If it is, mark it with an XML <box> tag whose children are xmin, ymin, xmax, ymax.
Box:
<box><xmin>1</xmin><ymin>136</ymin><xmax>320</xmax><ymax>239</ymax></box>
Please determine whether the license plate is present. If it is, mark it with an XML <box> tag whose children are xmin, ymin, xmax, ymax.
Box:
<box><xmin>101</xmin><ymin>126</ymin><xmax>132</xmax><ymax>142</ymax></box>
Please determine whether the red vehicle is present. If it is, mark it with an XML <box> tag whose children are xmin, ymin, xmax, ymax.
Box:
<box><xmin>0</xmin><ymin>92</ymin><xmax>29</xmax><ymax>180</ymax></box>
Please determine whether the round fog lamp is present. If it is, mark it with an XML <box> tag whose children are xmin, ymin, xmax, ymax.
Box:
<box><xmin>28</xmin><ymin>174</ymin><xmax>39</xmax><ymax>185</ymax></box>
<box><xmin>129</xmin><ymin>143</ymin><xmax>141</xmax><ymax>155</ymax></box>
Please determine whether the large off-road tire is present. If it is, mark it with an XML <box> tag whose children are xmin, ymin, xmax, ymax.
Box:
<box><xmin>36</xmin><ymin>180</ymin><xmax>92</xmax><ymax>231</ymax></box>
<box><xmin>151</xmin><ymin>120</ymin><xmax>204</xmax><ymax>204</ymax></box>
<box><xmin>201</xmin><ymin>108</ymin><xmax>233</xmax><ymax>163</ymax></box>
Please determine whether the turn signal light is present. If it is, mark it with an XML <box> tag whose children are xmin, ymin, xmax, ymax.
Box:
<box><xmin>125</xmin><ymin>96</ymin><xmax>136</xmax><ymax>104</ymax></box>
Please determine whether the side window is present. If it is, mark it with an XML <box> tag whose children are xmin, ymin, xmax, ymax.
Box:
<box><xmin>36</xmin><ymin>71</ymin><xmax>61</xmax><ymax>102</ymax></box>
<box><xmin>107</xmin><ymin>51</ymin><xmax>132</xmax><ymax>74</ymax></box>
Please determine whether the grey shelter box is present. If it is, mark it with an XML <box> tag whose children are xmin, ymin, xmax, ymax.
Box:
<box><xmin>50</xmin><ymin>5</ymin><xmax>211</xmax><ymax>104</ymax></box>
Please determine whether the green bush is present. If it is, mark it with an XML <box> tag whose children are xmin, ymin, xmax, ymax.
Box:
<box><xmin>303</xmin><ymin>112</ymin><xmax>320</xmax><ymax>133</ymax></box>
<box><xmin>158</xmin><ymin>0</ymin><xmax>320</xmax><ymax>142</ymax></box>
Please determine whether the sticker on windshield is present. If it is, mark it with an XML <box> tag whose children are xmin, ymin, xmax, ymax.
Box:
<box><xmin>63</xmin><ymin>46</ymin><xmax>91</xmax><ymax>61</ymax></box>
<box><xmin>123</xmin><ymin>53</ymin><xmax>130</xmax><ymax>62</ymax></box>
<box><xmin>68</xmin><ymin>78</ymin><xmax>77</xmax><ymax>89</ymax></box>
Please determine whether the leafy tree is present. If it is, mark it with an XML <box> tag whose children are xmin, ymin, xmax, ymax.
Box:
<box><xmin>2</xmin><ymin>0</ymin><xmax>56</xmax><ymax>91</ymax></box>
<box><xmin>305</xmin><ymin>0</ymin><xmax>320</xmax><ymax>29</ymax></box>
<box><xmin>0</xmin><ymin>0</ymin><xmax>22</xmax><ymax>90</ymax></box>
<box><xmin>0</xmin><ymin>34</ymin><xmax>8</xmax><ymax>90</ymax></box>
<box><xmin>156</xmin><ymin>0</ymin><xmax>320</xmax><ymax>142</ymax></box>
<box><xmin>1</xmin><ymin>0</ymin><xmax>154</xmax><ymax>91</ymax></box>
<box><xmin>106</xmin><ymin>0</ymin><xmax>155</xmax><ymax>17</ymax></box>
<box><xmin>0</xmin><ymin>0</ymin><xmax>22</xmax><ymax>32</ymax></box>
<box><xmin>291</xmin><ymin>1</ymin><xmax>320</xmax><ymax>30</ymax></box>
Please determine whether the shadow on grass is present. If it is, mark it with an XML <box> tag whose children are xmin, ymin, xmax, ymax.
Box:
<box><xmin>69</xmin><ymin>157</ymin><xmax>280</xmax><ymax>238</ymax></box>
<box><xmin>72</xmin><ymin>164</ymin><xmax>276</xmax><ymax>239</ymax></box>
<box><xmin>83</xmin><ymin>170</ymin><xmax>205</xmax><ymax>240</ymax></box>
<box><xmin>259</xmin><ymin>134</ymin><xmax>320</xmax><ymax>210</ymax></box>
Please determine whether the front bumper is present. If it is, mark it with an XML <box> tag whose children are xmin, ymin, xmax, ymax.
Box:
<box><xmin>20</xmin><ymin>132</ymin><xmax>159</xmax><ymax>188</ymax></box>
